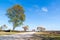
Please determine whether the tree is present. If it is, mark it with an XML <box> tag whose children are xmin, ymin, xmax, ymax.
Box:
<box><xmin>0</xmin><ymin>26</ymin><xmax>2</xmax><ymax>30</ymax></box>
<box><xmin>32</xmin><ymin>29</ymin><xmax>35</xmax><ymax>32</ymax></box>
<box><xmin>6</xmin><ymin>5</ymin><xmax>25</xmax><ymax>30</ymax></box>
<box><xmin>37</xmin><ymin>27</ymin><xmax>45</xmax><ymax>32</ymax></box>
<box><xmin>23</xmin><ymin>25</ymin><xmax>29</xmax><ymax>31</ymax></box>
<box><xmin>0</xmin><ymin>24</ymin><xmax>7</xmax><ymax>30</ymax></box>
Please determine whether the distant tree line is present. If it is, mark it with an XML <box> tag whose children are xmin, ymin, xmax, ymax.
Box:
<box><xmin>0</xmin><ymin>24</ymin><xmax>46</xmax><ymax>32</ymax></box>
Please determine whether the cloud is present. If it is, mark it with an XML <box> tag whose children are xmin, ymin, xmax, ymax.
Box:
<box><xmin>41</xmin><ymin>7</ymin><xmax>48</xmax><ymax>12</ymax></box>
<box><xmin>26</xmin><ymin>5</ymin><xmax>40</xmax><ymax>12</ymax></box>
<box><xmin>27</xmin><ymin>5</ymin><xmax>48</xmax><ymax>13</ymax></box>
<box><xmin>33</xmin><ymin>5</ymin><xmax>40</xmax><ymax>9</ymax></box>
<box><xmin>26</xmin><ymin>5</ymin><xmax>48</xmax><ymax>16</ymax></box>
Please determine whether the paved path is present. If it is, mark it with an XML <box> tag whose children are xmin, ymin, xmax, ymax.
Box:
<box><xmin>0</xmin><ymin>32</ymin><xmax>42</xmax><ymax>40</ymax></box>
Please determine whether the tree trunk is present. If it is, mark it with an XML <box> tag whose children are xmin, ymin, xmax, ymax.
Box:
<box><xmin>13</xmin><ymin>27</ymin><xmax>15</xmax><ymax>32</ymax></box>
<box><xmin>24</xmin><ymin>29</ymin><xmax>26</xmax><ymax>32</ymax></box>
<box><xmin>13</xmin><ymin>23</ymin><xmax>15</xmax><ymax>32</ymax></box>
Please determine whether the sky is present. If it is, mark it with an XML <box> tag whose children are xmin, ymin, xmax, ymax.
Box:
<box><xmin>0</xmin><ymin>0</ymin><xmax>60</xmax><ymax>31</ymax></box>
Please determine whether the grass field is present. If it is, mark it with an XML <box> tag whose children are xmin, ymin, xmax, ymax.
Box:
<box><xmin>35</xmin><ymin>32</ymin><xmax>60</xmax><ymax>40</ymax></box>
<box><xmin>0</xmin><ymin>32</ymin><xmax>60</xmax><ymax>37</ymax></box>
<box><xmin>35</xmin><ymin>32</ymin><xmax>50</xmax><ymax>34</ymax></box>
<box><xmin>0</xmin><ymin>32</ymin><xmax>60</xmax><ymax>40</ymax></box>
<box><xmin>0</xmin><ymin>32</ymin><xmax>20</xmax><ymax>35</ymax></box>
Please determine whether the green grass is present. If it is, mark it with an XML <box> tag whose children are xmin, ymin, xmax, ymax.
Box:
<box><xmin>46</xmin><ymin>37</ymin><xmax>60</xmax><ymax>40</ymax></box>
<box><xmin>54</xmin><ymin>37</ymin><xmax>60</xmax><ymax>40</ymax></box>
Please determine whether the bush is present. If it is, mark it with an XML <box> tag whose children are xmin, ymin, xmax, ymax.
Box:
<box><xmin>4</xmin><ymin>30</ymin><xmax>10</xmax><ymax>32</ymax></box>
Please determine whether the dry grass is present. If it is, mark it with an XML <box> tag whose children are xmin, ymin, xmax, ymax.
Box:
<box><xmin>35</xmin><ymin>32</ymin><xmax>50</xmax><ymax>35</ymax></box>
<box><xmin>0</xmin><ymin>32</ymin><xmax>20</xmax><ymax>35</ymax></box>
<box><xmin>35</xmin><ymin>32</ymin><xmax>60</xmax><ymax>38</ymax></box>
